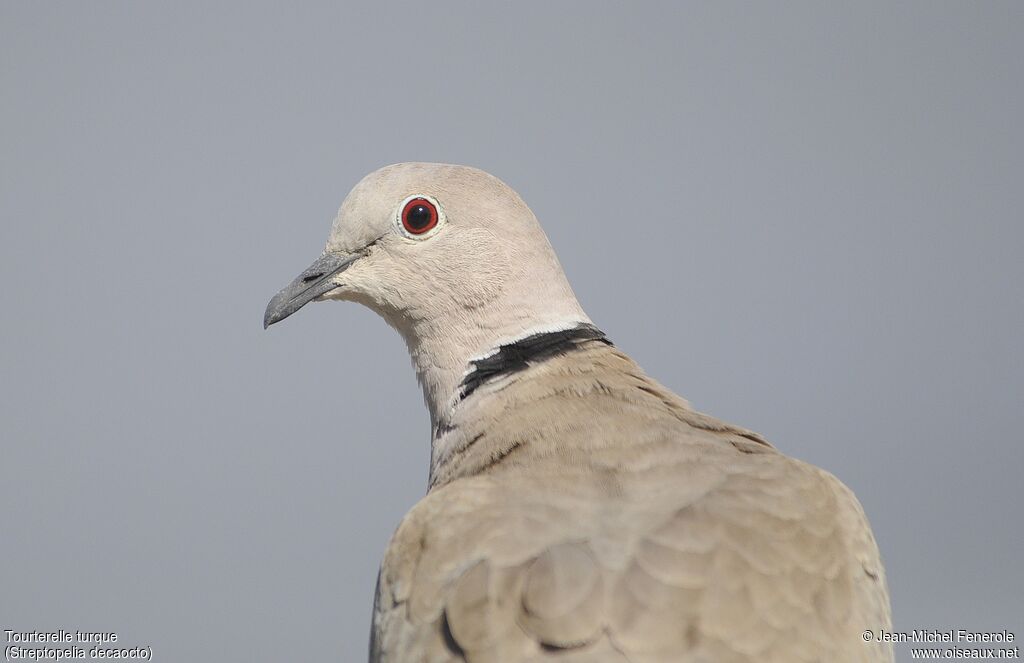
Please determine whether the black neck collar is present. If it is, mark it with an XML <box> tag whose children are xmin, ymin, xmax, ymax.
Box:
<box><xmin>457</xmin><ymin>323</ymin><xmax>611</xmax><ymax>401</ymax></box>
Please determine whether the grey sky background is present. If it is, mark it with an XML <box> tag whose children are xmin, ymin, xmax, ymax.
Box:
<box><xmin>2</xmin><ymin>2</ymin><xmax>1021</xmax><ymax>661</ymax></box>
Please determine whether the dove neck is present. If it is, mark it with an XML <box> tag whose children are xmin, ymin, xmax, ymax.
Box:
<box><xmin>401</xmin><ymin>307</ymin><xmax>593</xmax><ymax>436</ymax></box>
<box><xmin>456</xmin><ymin>323</ymin><xmax>610</xmax><ymax>401</ymax></box>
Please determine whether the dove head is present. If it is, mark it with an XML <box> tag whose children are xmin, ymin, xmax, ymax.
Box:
<box><xmin>265</xmin><ymin>162</ymin><xmax>590</xmax><ymax>422</ymax></box>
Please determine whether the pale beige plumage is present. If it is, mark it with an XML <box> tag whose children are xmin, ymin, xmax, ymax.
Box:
<box><xmin>264</xmin><ymin>163</ymin><xmax>893</xmax><ymax>663</ymax></box>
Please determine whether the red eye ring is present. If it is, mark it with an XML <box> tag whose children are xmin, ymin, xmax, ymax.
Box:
<box><xmin>401</xmin><ymin>197</ymin><xmax>439</xmax><ymax>235</ymax></box>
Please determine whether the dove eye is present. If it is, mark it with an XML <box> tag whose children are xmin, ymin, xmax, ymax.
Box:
<box><xmin>400</xmin><ymin>197</ymin><xmax>439</xmax><ymax>236</ymax></box>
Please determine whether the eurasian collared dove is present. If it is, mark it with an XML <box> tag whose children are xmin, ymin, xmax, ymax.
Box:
<box><xmin>264</xmin><ymin>163</ymin><xmax>893</xmax><ymax>663</ymax></box>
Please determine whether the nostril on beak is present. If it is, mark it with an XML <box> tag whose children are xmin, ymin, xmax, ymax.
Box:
<box><xmin>302</xmin><ymin>272</ymin><xmax>324</xmax><ymax>283</ymax></box>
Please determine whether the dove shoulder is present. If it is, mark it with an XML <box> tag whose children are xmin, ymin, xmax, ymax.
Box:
<box><xmin>370</xmin><ymin>342</ymin><xmax>892</xmax><ymax>663</ymax></box>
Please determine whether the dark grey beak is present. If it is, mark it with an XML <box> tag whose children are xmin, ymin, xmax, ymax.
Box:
<box><xmin>264</xmin><ymin>252</ymin><xmax>360</xmax><ymax>328</ymax></box>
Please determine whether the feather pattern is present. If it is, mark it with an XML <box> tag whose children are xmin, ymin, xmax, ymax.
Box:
<box><xmin>371</xmin><ymin>343</ymin><xmax>892</xmax><ymax>662</ymax></box>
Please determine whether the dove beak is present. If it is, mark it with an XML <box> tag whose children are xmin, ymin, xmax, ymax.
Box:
<box><xmin>263</xmin><ymin>252</ymin><xmax>360</xmax><ymax>328</ymax></box>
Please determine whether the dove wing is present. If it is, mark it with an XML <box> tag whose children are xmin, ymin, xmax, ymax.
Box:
<box><xmin>370</xmin><ymin>345</ymin><xmax>892</xmax><ymax>663</ymax></box>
